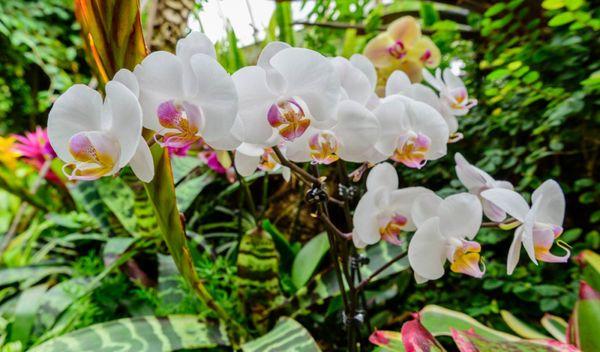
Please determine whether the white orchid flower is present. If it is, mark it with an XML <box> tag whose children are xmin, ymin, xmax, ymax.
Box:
<box><xmin>331</xmin><ymin>54</ymin><xmax>379</xmax><ymax>110</ymax></box>
<box><xmin>232</xmin><ymin>42</ymin><xmax>341</xmax><ymax>146</ymax></box>
<box><xmin>352</xmin><ymin>162</ymin><xmax>434</xmax><ymax>248</ymax></box>
<box><xmin>48</xmin><ymin>81</ymin><xmax>154</xmax><ymax>182</ymax></box>
<box><xmin>423</xmin><ymin>68</ymin><xmax>477</xmax><ymax>119</ymax></box>
<box><xmin>386</xmin><ymin>70</ymin><xmax>457</xmax><ymax>134</ymax></box>
<box><xmin>133</xmin><ymin>32</ymin><xmax>239</xmax><ymax>151</ymax></box>
<box><xmin>454</xmin><ymin>153</ymin><xmax>514</xmax><ymax>222</ymax></box>
<box><xmin>408</xmin><ymin>192</ymin><xmax>484</xmax><ymax>282</ymax></box>
<box><xmin>373</xmin><ymin>95</ymin><xmax>449</xmax><ymax>168</ymax></box>
<box><xmin>481</xmin><ymin>180</ymin><xmax>569</xmax><ymax>275</ymax></box>
<box><xmin>285</xmin><ymin>100</ymin><xmax>381</xmax><ymax>165</ymax></box>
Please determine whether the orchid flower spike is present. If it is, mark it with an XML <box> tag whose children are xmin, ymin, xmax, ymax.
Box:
<box><xmin>408</xmin><ymin>192</ymin><xmax>484</xmax><ymax>282</ymax></box>
<box><xmin>386</xmin><ymin>70</ymin><xmax>457</xmax><ymax>135</ymax></box>
<box><xmin>481</xmin><ymin>180</ymin><xmax>569</xmax><ymax>275</ymax></box>
<box><xmin>423</xmin><ymin>68</ymin><xmax>477</xmax><ymax>118</ymax></box>
<box><xmin>373</xmin><ymin>95</ymin><xmax>448</xmax><ymax>168</ymax></box>
<box><xmin>455</xmin><ymin>153</ymin><xmax>514</xmax><ymax>222</ymax></box>
<box><xmin>352</xmin><ymin>162</ymin><xmax>434</xmax><ymax>248</ymax></box>
<box><xmin>232</xmin><ymin>42</ymin><xmax>341</xmax><ymax>146</ymax></box>
<box><xmin>133</xmin><ymin>32</ymin><xmax>239</xmax><ymax>151</ymax></box>
<box><xmin>48</xmin><ymin>81</ymin><xmax>154</xmax><ymax>182</ymax></box>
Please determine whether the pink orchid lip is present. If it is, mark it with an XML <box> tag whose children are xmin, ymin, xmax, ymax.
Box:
<box><xmin>533</xmin><ymin>223</ymin><xmax>570</xmax><ymax>263</ymax></box>
<box><xmin>387</xmin><ymin>40</ymin><xmax>407</xmax><ymax>59</ymax></box>
<box><xmin>155</xmin><ymin>100</ymin><xmax>203</xmax><ymax>149</ymax></box>
<box><xmin>64</xmin><ymin>132</ymin><xmax>120</xmax><ymax>181</ymax></box>
<box><xmin>268</xmin><ymin>98</ymin><xmax>311</xmax><ymax>141</ymax></box>
<box><xmin>379</xmin><ymin>213</ymin><xmax>408</xmax><ymax>246</ymax></box>
<box><xmin>391</xmin><ymin>132</ymin><xmax>431</xmax><ymax>169</ymax></box>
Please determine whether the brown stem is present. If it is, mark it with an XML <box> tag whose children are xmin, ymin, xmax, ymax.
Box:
<box><xmin>320</xmin><ymin>213</ymin><xmax>352</xmax><ymax>240</ymax></box>
<box><xmin>272</xmin><ymin>146</ymin><xmax>320</xmax><ymax>184</ymax></box>
<box><xmin>356</xmin><ymin>252</ymin><xmax>408</xmax><ymax>292</ymax></box>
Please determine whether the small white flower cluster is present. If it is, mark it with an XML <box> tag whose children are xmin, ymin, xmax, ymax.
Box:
<box><xmin>47</xmin><ymin>32</ymin><xmax>476</xmax><ymax>183</ymax></box>
<box><xmin>353</xmin><ymin>155</ymin><xmax>568</xmax><ymax>282</ymax></box>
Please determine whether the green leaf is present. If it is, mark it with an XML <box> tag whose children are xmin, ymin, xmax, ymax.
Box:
<box><xmin>565</xmin><ymin>0</ymin><xmax>584</xmax><ymax>10</ymax></box>
<box><xmin>29</xmin><ymin>315</ymin><xmax>229</xmax><ymax>351</ymax></box>
<box><xmin>242</xmin><ymin>317</ymin><xmax>321</xmax><ymax>352</ymax></box>
<box><xmin>9</xmin><ymin>284</ymin><xmax>47</xmax><ymax>345</ymax></box>
<box><xmin>420</xmin><ymin>305</ymin><xmax>520</xmax><ymax>341</ymax></box>
<box><xmin>500</xmin><ymin>310</ymin><xmax>549</xmax><ymax>339</ymax></box>
<box><xmin>175</xmin><ymin>172</ymin><xmax>215</xmax><ymax>212</ymax></box>
<box><xmin>485</xmin><ymin>3</ymin><xmax>506</xmax><ymax>17</ymax></box>
<box><xmin>171</xmin><ymin>157</ymin><xmax>203</xmax><ymax>184</ymax></box>
<box><xmin>523</xmin><ymin>71</ymin><xmax>540</xmax><ymax>84</ymax></box>
<box><xmin>549</xmin><ymin>12</ymin><xmax>576</xmax><ymax>27</ymax></box>
<box><xmin>451</xmin><ymin>328</ymin><xmax>575</xmax><ymax>352</ymax></box>
<box><xmin>292</xmin><ymin>232</ymin><xmax>330</xmax><ymax>289</ymax></box>
<box><xmin>540</xmin><ymin>314</ymin><xmax>567</xmax><ymax>342</ymax></box>
<box><xmin>0</xmin><ymin>266</ymin><xmax>72</xmax><ymax>288</ymax></box>
<box><xmin>487</xmin><ymin>69</ymin><xmax>510</xmax><ymax>80</ymax></box>
<box><xmin>541</xmin><ymin>0</ymin><xmax>565</xmax><ymax>10</ymax></box>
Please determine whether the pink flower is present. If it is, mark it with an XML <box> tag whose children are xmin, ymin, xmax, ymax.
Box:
<box><xmin>13</xmin><ymin>126</ymin><xmax>56</xmax><ymax>163</ymax></box>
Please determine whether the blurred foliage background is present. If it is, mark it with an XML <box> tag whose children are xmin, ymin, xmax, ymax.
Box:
<box><xmin>0</xmin><ymin>0</ymin><xmax>598</xmax><ymax>351</ymax></box>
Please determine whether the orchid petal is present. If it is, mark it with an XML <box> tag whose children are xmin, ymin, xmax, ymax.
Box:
<box><xmin>366</xmin><ymin>162</ymin><xmax>398</xmax><ymax>191</ymax></box>
<box><xmin>531</xmin><ymin>180</ymin><xmax>565</xmax><ymax>226</ymax></box>
<box><xmin>333</xmin><ymin>101</ymin><xmax>379</xmax><ymax>162</ymax></box>
<box><xmin>454</xmin><ymin>153</ymin><xmax>487</xmax><ymax>191</ymax></box>
<box><xmin>422</xmin><ymin>68</ymin><xmax>444</xmax><ymax>91</ymax></box>
<box><xmin>350</xmin><ymin>54</ymin><xmax>377</xmax><ymax>90</ymax></box>
<box><xmin>507</xmin><ymin>226</ymin><xmax>524</xmax><ymax>275</ymax></box>
<box><xmin>48</xmin><ymin>84</ymin><xmax>103</xmax><ymax>163</ymax></box>
<box><xmin>387</xmin><ymin>187</ymin><xmax>434</xmax><ymax>231</ymax></box>
<box><xmin>408</xmin><ymin>217</ymin><xmax>446</xmax><ymax>281</ymax></box>
<box><xmin>234</xmin><ymin>150</ymin><xmax>261</xmax><ymax>177</ymax></box>
<box><xmin>405</xmin><ymin>99</ymin><xmax>449</xmax><ymax>159</ymax></box>
<box><xmin>129</xmin><ymin>138</ymin><xmax>154</xmax><ymax>182</ymax></box>
<box><xmin>481</xmin><ymin>188</ymin><xmax>530</xmax><ymax>222</ymax></box>
<box><xmin>387</xmin><ymin>16</ymin><xmax>421</xmax><ymax>47</ymax></box>
<box><xmin>411</xmin><ymin>192</ymin><xmax>443</xmax><ymax>228</ymax></box>
<box><xmin>105</xmin><ymin>80</ymin><xmax>143</xmax><ymax>167</ymax></box>
<box><xmin>257</xmin><ymin>41</ymin><xmax>291</xmax><ymax>93</ymax></box>
<box><xmin>438</xmin><ymin>193</ymin><xmax>482</xmax><ymax>240</ymax></box>
<box><xmin>176</xmin><ymin>31</ymin><xmax>216</xmax><ymax>62</ymax></box>
<box><xmin>353</xmin><ymin>190</ymin><xmax>383</xmax><ymax>246</ymax></box>
<box><xmin>332</xmin><ymin>57</ymin><xmax>372</xmax><ymax>106</ymax></box>
<box><xmin>385</xmin><ymin>70</ymin><xmax>413</xmax><ymax>97</ymax></box>
<box><xmin>363</xmin><ymin>33</ymin><xmax>395</xmax><ymax>68</ymax></box>
<box><xmin>113</xmin><ymin>69</ymin><xmax>139</xmax><ymax>98</ymax></box>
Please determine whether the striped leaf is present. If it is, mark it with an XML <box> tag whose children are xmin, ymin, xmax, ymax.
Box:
<box><xmin>29</xmin><ymin>315</ymin><xmax>229</xmax><ymax>352</ymax></box>
<box><xmin>122</xmin><ymin>173</ymin><xmax>162</xmax><ymax>239</ymax></box>
<box><xmin>175</xmin><ymin>172</ymin><xmax>215</xmax><ymax>212</ymax></box>
<box><xmin>0</xmin><ymin>266</ymin><xmax>72</xmax><ymax>288</ymax></box>
<box><xmin>242</xmin><ymin>317</ymin><xmax>320</xmax><ymax>352</ymax></box>
<box><xmin>96</xmin><ymin>177</ymin><xmax>137</xmax><ymax>236</ymax></box>
<box><xmin>171</xmin><ymin>157</ymin><xmax>203</xmax><ymax>184</ymax></box>
<box><xmin>74</xmin><ymin>0</ymin><xmax>147</xmax><ymax>83</ymax></box>
<box><xmin>70</xmin><ymin>182</ymin><xmax>128</xmax><ymax>236</ymax></box>
<box><xmin>236</xmin><ymin>228</ymin><xmax>284</xmax><ymax>331</ymax></box>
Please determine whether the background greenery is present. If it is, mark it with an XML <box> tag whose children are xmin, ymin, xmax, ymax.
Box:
<box><xmin>0</xmin><ymin>0</ymin><xmax>598</xmax><ymax>351</ymax></box>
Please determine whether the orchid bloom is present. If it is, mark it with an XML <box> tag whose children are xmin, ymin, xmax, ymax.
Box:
<box><xmin>48</xmin><ymin>81</ymin><xmax>154</xmax><ymax>182</ymax></box>
<box><xmin>482</xmin><ymin>180</ymin><xmax>569</xmax><ymax>275</ymax></box>
<box><xmin>364</xmin><ymin>16</ymin><xmax>422</xmax><ymax>68</ymax></box>
<box><xmin>353</xmin><ymin>162</ymin><xmax>434</xmax><ymax>248</ymax></box>
<box><xmin>232</xmin><ymin>42</ymin><xmax>340</xmax><ymax>146</ymax></box>
<box><xmin>285</xmin><ymin>100</ymin><xmax>381</xmax><ymax>165</ymax></box>
<box><xmin>374</xmin><ymin>95</ymin><xmax>448</xmax><ymax>168</ymax></box>
<box><xmin>0</xmin><ymin>136</ymin><xmax>20</xmax><ymax>169</ymax></box>
<box><xmin>455</xmin><ymin>153</ymin><xmax>514</xmax><ymax>222</ymax></box>
<box><xmin>132</xmin><ymin>32</ymin><xmax>239</xmax><ymax>151</ymax></box>
<box><xmin>423</xmin><ymin>68</ymin><xmax>477</xmax><ymax>119</ymax></box>
<box><xmin>408</xmin><ymin>192</ymin><xmax>484</xmax><ymax>282</ymax></box>
<box><xmin>386</xmin><ymin>70</ymin><xmax>457</xmax><ymax>134</ymax></box>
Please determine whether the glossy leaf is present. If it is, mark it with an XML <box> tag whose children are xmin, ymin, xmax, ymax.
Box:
<box><xmin>501</xmin><ymin>310</ymin><xmax>549</xmax><ymax>339</ymax></box>
<box><xmin>241</xmin><ymin>317</ymin><xmax>321</xmax><ymax>352</ymax></box>
<box><xmin>29</xmin><ymin>315</ymin><xmax>229</xmax><ymax>351</ymax></box>
<box><xmin>541</xmin><ymin>314</ymin><xmax>568</xmax><ymax>343</ymax></box>
<box><xmin>291</xmin><ymin>232</ymin><xmax>329</xmax><ymax>289</ymax></box>
<box><xmin>568</xmin><ymin>281</ymin><xmax>600</xmax><ymax>351</ymax></box>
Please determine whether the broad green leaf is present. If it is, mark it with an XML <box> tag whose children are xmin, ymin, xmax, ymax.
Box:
<box><xmin>29</xmin><ymin>315</ymin><xmax>229</xmax><ymax>351</ymax></box>
<box><xmin>242</xmin><ymin>317</ymin><xmax>320</xmax><ymax>352</ymax></box>
<box><xmin>548</xmin><ymin>12</ymin><xmax>576</xmax><ymax>27</ymax></box>
<box><xmin>171</xmin><ymin>157</ymin><xmax>203</xmax><ymax>184</ymax></box>
<box><xmin>236</xmin><ymin>228</ymin><xmax>284</xmax><ymax>331</ymax></box>
<box><xmin>74</xmin><ymin>0</ymin><xmax>147</xmax><ymax>83</ymax></box>
<box><xmin>69</xmin><ymin>182</ymin><xmax>129</xmax><ymax>236</ymax></box>
<box><xmin>102</xmin><ymin>237</ymin><xmax>135</xmax><ymax>263</ymax></box>
<box><xmin>579</xmin><ymin>250</ymin><xmax>600</xmax><ymax>292</ymax></box>
<box><xmin>175</xmin><ymin>172</ymin><xmax>215</xmax><ymax>212</ymax></box>
<box><xmin>541</xmin><ymin>0</ymin><xmax>565</xmax><ymax>10</ymax></box>
<box><xmin>291</xmin><ymin>232</ymin><xmax>329</xmax><ymax>289</ymax></box>
<box><xmin>0</xmin><ymin>266</ymin><xmax>72</xmax><ymax>288</ymax></box>
<box><xmin>96</xmin><ymin>177</ymin><xmax>137</xmax><ymax>235</ymax></box>
<box><xmin>540</xmin><ymin>314</ymin><xmax>567</xmax><ymax>342</ymax></box>
<box><xmin>500</xmin><ymin>310</ymin><xmax>549</xmax><ymax>339</ymax></box>
<box><xmin>262</xmin><ymin>220</ymin><xmax>298</xmax><ymax>270</ymax></box>
<box><xmin>35</xmin><ymin>278</ymin><xmax>90</xmax><ymax>334</ymax></box>
<box><xmin>451</xmin><ymin>328</ymin><xmax>577</xmax><ymax>352</ymax></box>
<box><xmin>9</xmin><ymin>284</ymin><xmax>47</xmax><ymax>345</ymax></box>
<box><xmin>420</xmin><ymin>305</ymin><xmax>520</xmax><ymax>341</ymax></box>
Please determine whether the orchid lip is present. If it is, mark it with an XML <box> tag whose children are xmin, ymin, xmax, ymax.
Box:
<box><xmin>387</xmin><ymin>40</ymin><xmax>407</xmax><ymax>59</ymax></box>
<box><xmin>309</xmin><ymin>131</ymin><xmax>339</xmax><ymax>165</ymax></box>
<box><xmin>391</xmin><ymin>131</ymin><xmax>431</xmax><ymax>169</ymax></box>
<box><xmin>155</xmin><ymin>100</ymin><xmax>203</xmax><ymax>149</ymax></box>
<box><xmin>268</xmin><ymin>98</ymin><xmax>311</xmax><ymax>141</ymax></box>
<box><xmin>378</xmin><ymin>213</ymin><xmax>408</xmax><ymax>246</ymax></box>
<box><xmin>64</xmin><ymin>132</ymin><xmax>120</xmax><ymax>181</ymax></box>
<box><xmin>449</xmin><ymin>240</ymin><xmax>485</xmax><ymax>278</ymax></box>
